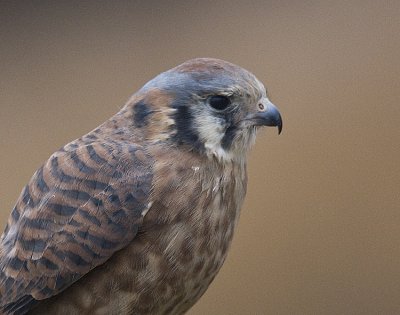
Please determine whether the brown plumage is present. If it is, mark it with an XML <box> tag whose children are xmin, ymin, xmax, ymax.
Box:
<box><xmin>0</xmin><ymin>58</ymin><xmax>282</xmax><ymax>314</ymax></box>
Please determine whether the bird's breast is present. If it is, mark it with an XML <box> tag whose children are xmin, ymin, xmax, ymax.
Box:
<box><xmin>128</xmin><ymin>152</ymin><xmax>248</xmax><ymax>314</ymax></box>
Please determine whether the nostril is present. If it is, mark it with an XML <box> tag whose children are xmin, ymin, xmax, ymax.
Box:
<box><xmin>258</xmin><ymin>103</ymin><xmax>265</xmax><ymax>111</ymax></box>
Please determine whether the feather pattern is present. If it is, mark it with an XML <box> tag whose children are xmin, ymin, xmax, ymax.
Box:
<box><xmin>0</xmin><ymin>58</ymin><xmax>282</xmax><ymax>314</ymax></box>
<box><xmin>0</xmin><ymin>132</ymin><xmax>153</xmax><ymax>313</ymax></box>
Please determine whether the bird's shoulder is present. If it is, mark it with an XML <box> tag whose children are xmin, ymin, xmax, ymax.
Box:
<box><xmin>0</xmin><ymin>134</ymin><xmax>154</xmax><ymax>314</ymax></box>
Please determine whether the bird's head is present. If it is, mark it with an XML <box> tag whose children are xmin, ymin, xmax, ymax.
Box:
<box><xmin>127</xmin><ymin>58</ymin><xmax>282</xmax><ymax>162</ymax></box>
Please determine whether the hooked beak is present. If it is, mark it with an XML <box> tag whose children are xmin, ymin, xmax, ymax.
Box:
<box><xmin>247</xmin><ymin>100</ymin><xmax>283</xmax><ymax>134</ymax></box>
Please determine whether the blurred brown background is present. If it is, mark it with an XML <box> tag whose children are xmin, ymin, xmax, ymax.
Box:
<box><xmin>1</xmin><ymin>1</ymin><xmax>399</xmax><ymax>314</ymax></box>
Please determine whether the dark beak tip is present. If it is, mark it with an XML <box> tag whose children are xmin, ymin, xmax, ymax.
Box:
<box><xmin>263</xmin><ymin>103</ymin><xmax>282</xmax><ymax>135</ymax></box>
<box><xmin>251</xmin><ymin>103</ymin><xmax>283</xmax><ymax>134</ymax></box>
<box><xmin>277</xmin><ymin>117</ymin><xmax>283</xmax><ymax>134</ymax></box>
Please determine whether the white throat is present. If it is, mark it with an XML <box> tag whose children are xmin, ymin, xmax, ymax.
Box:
<box><xmin>195</xmin><ymin>115</ymin><xmax>257</xmax><ymax>163</ymax></box>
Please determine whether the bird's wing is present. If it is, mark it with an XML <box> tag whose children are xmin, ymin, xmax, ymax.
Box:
<box><xmin>0</xmin><ymin>140</ymin><xmax>153</xmax><ymax>314</ymax></box>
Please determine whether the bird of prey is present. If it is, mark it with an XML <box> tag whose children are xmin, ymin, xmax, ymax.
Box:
<box><xmin>0</xmin><ymin>58</ymin><xmax>282</xmax><ymax>314</ymax></box>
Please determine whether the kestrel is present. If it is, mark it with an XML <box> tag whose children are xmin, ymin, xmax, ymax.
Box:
<box><xmin>0</xmin><ymin>58</ymin><xmax>282</xmax><ymax>314</ymax></box>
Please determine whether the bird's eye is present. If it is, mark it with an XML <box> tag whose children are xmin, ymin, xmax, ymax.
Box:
<box><xmin>208</xmin><ymin>95</ymin><xmax>231</xmax><ymax>110</ymax></box>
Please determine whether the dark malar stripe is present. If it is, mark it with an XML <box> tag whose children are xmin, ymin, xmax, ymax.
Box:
<box><xmin>221</xmin><ymin>125</ymin><xmax>238</xmax><ymax>150</ymax></box>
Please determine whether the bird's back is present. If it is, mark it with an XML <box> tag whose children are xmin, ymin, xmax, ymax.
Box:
<box><xmin>0</xmin><ymin>114</ymin><xmax>154</xmax><ymax>314</ymax></box>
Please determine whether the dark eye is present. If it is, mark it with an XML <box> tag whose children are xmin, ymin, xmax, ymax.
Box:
<box><xmin>208</xmin><ymin>95</ymin><xmax>231</xmax><ymax>110</ymax></box>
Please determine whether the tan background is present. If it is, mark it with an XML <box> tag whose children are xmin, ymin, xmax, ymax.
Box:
<box><xmin>1</xmin><ymin>1</ymin><xmax>399</xmax><ymax>314</ymax></box>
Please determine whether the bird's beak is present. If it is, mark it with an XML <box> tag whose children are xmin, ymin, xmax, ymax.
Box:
<box><xmin>247</xmin><ymin>99</ymin><xmax>283</xmax><ymax>134</ymax></box>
